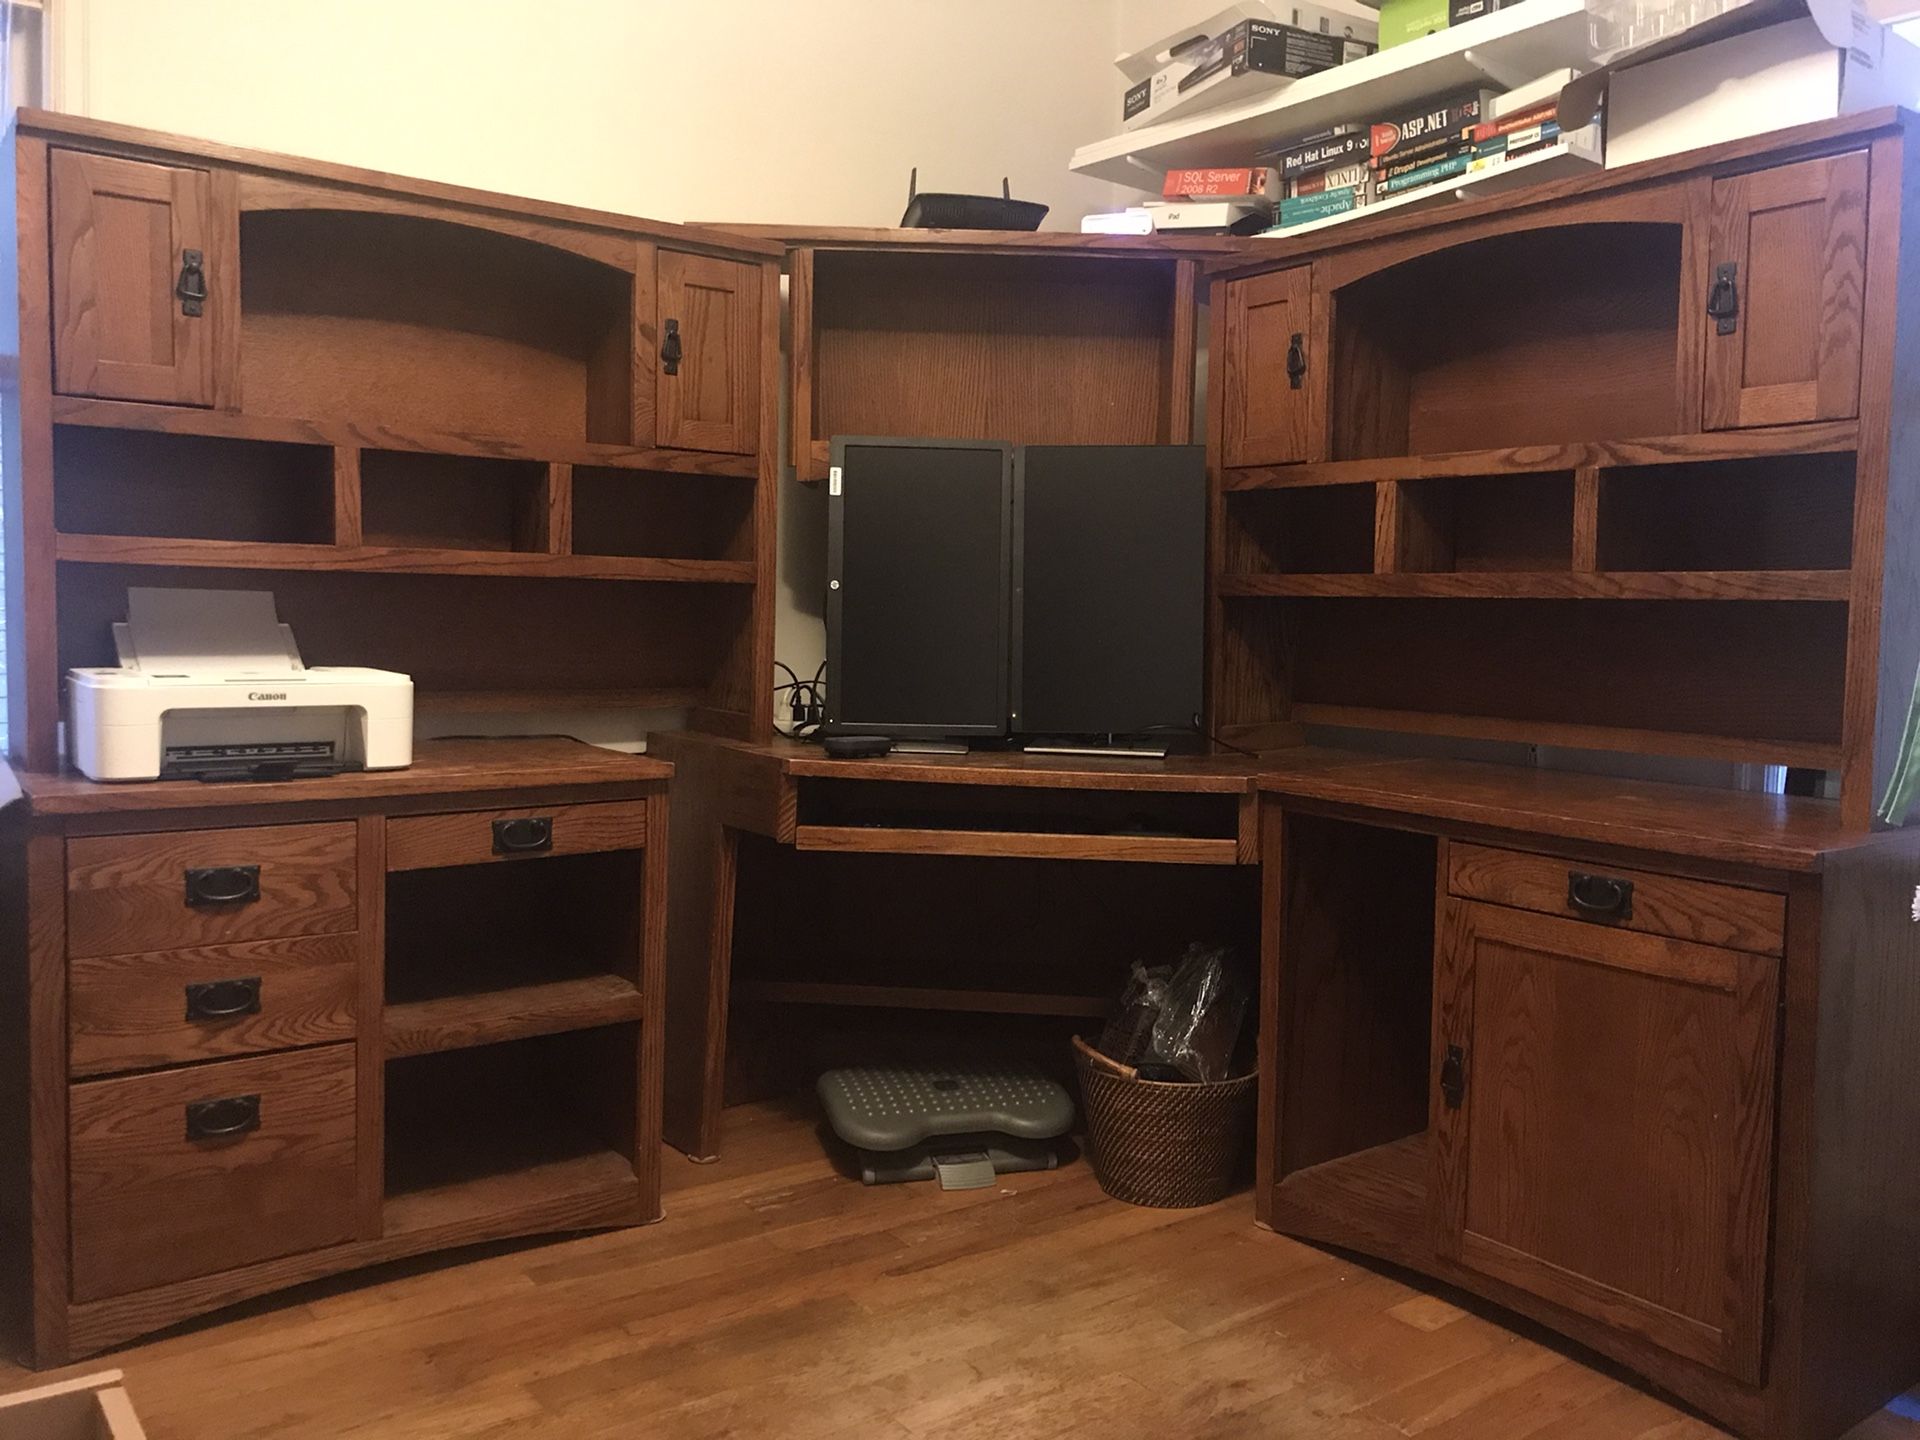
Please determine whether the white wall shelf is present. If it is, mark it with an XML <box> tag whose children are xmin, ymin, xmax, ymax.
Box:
<box><xmin>1071</xmin><ymin>0</ymin><xmax>1600</xmax><ymax>188</ymax></box>
<box><xmin>1257</xmin><ymin>132</ymin><xmax>1601</xmax><ymax>238</ymax></box>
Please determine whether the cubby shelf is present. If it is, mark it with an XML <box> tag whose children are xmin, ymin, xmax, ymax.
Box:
<box><xmin>384</xmin><ymin>975</ymin><xmax>645</xmax><ymax>1059</ymax></box>
<box><xmin>1220</xmin><ymin>422</ymin><xmax>1861</xmax><ymax>491</ymax></box>
<box><xmin>55</xmin><ymin>533</ymin><xmax>756</xmax><ymax>584</ymax></box>
<box><xmin>1218</xmin><ymin>571</ymin><xmax>1853</xmax><ymax>602</ymax></box>
<box><xmin>51</xmin><ymin>395</ymin><xmax>761</xmax><ymax>479</ymax></box>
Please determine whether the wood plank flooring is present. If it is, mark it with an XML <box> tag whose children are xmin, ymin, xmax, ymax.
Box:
<box><xmin>4</xmin><ymin>1098</ymin><xmax>1918</xmax><ymax>1439</ymax></box>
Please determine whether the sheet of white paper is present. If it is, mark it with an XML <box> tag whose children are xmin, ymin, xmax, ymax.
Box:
<box><xmin>126</xmin><ymin>587</ymin><xmax>301</xmax><ymax>675</ymax></box>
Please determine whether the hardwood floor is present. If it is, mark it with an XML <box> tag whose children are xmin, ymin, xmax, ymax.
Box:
<box><xmin>4</xmin><ymin>1098</ymin><xmax>1918</xmax><ymax>1439</ymax></box>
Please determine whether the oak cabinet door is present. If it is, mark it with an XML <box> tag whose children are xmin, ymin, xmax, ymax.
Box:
<box><xmin>656</xmin><ymin>251</ymin><xmax>761</xmax><ymax>454</ymax></box>
<box><xmin>1222</xmin><ymin>265</ymin><xmax>1318</xmax><ymax>467</ymax></box>
<box><xmin>1431</xmin><ymin>897</ymin><xmax>1779</xmax><ymax>1382</ymax></box>
<box><xmin>50</xmin><ymin>149</ymin><xmax>227</xmax><ymax>406</ymax></box>
<box><xmin>1703</xmin><ymin>150</ymin><xmax>1867</xmax><ymax>429</ymax></box>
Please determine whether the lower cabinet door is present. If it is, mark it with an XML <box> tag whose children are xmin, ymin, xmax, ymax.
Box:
<box><xmin>1430</xmin><ymin>898</ymin><xmax>1779</xmax><ymax>1382</ymax></box>
<box><xmin>68</xmin><ymin>1044</ymin><xmax>358</xmax><ymax>1301</ymax></box>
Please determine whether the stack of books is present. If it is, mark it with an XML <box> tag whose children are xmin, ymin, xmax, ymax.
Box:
<box><xmin>1152</xmin><ymin>166</ymin><xmax>1282</xmax><ymax>233</ymax></box>
<box><xmin>1263</xmin><ymin>69</ymin><xmax>1585</xmax><ymax>230</ymax></box>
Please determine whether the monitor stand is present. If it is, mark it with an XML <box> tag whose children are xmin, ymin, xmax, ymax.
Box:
<box><xmin>891</xmin><ymin>739</ymin><xmax>971</xmax><ymax>756</ymax></box>
<box><xmin>1021</xmin><ymin>740</ymin><xmax>1169</xmax><ymax>760</ymax></box>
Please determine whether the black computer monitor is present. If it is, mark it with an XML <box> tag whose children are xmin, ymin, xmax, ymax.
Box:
<box><xmin>1012</xmin><ymin>444</ymin><xmax>1205</xmax><ymax>743</ymax></box>
<box><xmin>825</xmin><ymin>436</ymin><xmax>1012</xmax><ymax>739</ymax></box>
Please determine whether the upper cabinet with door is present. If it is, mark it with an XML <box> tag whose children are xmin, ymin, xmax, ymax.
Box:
<box><xmin>1221</xmin><ymin>265</ymin><xmax>1319</xmax><ymax>468</ymax></box>
<box><xmin>1703</xmin><ymin>150</ymin><xmax>1868</xmax><ymax>429</ymax></box>
<box><xmin>49</xmin><ymin>150</ymin><xmax>234</xmax><ymax>407</ymax></box>
<box><xmin>655</xmin><ymin>251</ymin><xmax>761</xmax><ymax>454</ymax></box>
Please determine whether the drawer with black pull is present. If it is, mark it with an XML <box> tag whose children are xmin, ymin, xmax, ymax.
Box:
<box><xmin>1447</xmin><ymin>842</ymin><xmax>1786</xmax><ymax>956</ymax></box>
<box><xmin>384</xmin><ymin>799</ymin><xmax>650</xmax><ymax>872</ymax></box>
<box><xmin>66</xmin><ymin>1043</ymin><xmax>358</xmax><ymax>1301</ymax></box>
<box><xmin>65</xmin><ymin>822</ymin><xmax>358</xmax><ymax>959</ymax></box>
<box><xmin>68</xmin><ymin>932</ymin><xmax>358</xmax><ymax>1077</ymax></box>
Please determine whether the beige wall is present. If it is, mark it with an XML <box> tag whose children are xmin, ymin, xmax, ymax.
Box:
<box><xmin>55</xmin><ymin>0</ymin><xmax>1145</xmax><ymax>741</ymax></box>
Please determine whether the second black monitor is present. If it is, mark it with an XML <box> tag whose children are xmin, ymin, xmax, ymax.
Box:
<box><xmin>1013</xmin><ymin>444</ymin><xmax>1205</xmax><ymax>742</ymax></box>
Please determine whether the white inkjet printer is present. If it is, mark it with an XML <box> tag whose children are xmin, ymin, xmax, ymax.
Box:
<box><xmin>67</xmin><ymin>587</ymin><xmax>413</xmax><ymax>782</ymax></box>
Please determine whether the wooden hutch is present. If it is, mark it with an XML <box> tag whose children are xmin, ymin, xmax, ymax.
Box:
<box><xmin>0</xmin><ymin>109</ymin><xmax>780</xmax><ymax>1364</ymax></box>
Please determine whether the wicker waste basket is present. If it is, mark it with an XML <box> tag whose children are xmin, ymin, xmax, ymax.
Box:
<box><xmin>1071</xmin><ymin>1034</ymin><xmax>1257</xmax><ymax>1208</ymax></box>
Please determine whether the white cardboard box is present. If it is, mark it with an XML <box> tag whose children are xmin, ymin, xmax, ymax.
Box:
<box><xmin>1117</xmin><ymin>0</ymin><xmax>1379</xmax><ymax>128</ymax></box>
<box><xmin>1606</xmin><ymin>8</ymin><xmax>1920</xmax><ymax>167</ymax></box>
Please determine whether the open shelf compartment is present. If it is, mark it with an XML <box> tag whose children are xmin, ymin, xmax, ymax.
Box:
<box><xmin>571</xmin><ymin>467</ymin><xmax>755</xmax><ymax>562</ymax></box>
<box><xmin>1268</xmin><ymin>813</ymin><xmax>1437</xmax><ymax>1258</ymax></box>
<box><xmin>53</xmin><ymin>425</ymin><xmax>336</xmax><ymax>545</ymax></box>
<box><xmin>732</xmin><ymin>840</ymin><xmax>1258</xmax><ymax>1022</ymax></box>
<box><xmin>360</xmin><ymin>451</ymin><xmax>550</xmax><ymax>553</ymax></box>
<box><xmin>383</xmin><ymin>1025</ymin><xmax>643</xmax><ymax>1232</ymax></box>
<box><xmin>240</xmin><ymin>208</ymin><xmax>635</xmax><ymax>446</ymax></box>
<box><xmin>384</xmin><ymin>850</ymin><xmax>646</xmax><ymax>1056</ymax></box>
<box><xmin>1596</xmin><ymin>452</ymin><xmax>1856</xmax><ymax>573</ymax></box>
<box><xmin>1331</xmin><ymin>222</ymin><xmax>1684</xmax><ymax>460</ymax></box>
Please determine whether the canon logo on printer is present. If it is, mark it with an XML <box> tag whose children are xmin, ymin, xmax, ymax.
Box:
<box><xmin>247</xmin><ymin>691</ymin><xmax>288</xmax><ymax>702</ymax></box>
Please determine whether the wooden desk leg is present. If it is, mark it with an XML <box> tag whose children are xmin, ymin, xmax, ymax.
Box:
<box><xmin>662</xmin><ymin>790</ymin><xmax>738</xmax><ymax>1163</ymax></box>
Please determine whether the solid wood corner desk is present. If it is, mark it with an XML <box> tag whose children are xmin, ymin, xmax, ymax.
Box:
<box><xmin>1</xmin><ymin>738</ymin><xmax>670</xmax><ymax>1365</ymax></box>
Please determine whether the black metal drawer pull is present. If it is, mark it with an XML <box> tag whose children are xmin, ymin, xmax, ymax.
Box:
<box><xmin>1440</xmin><ymin>1044</ymin><xmax>1466</xmax><ymax>1110</ymax></box>
<box><xmin>1285</xmin><ymin>331</ymin><xmax>1307</xmax><ymax>389</ymax></box>
<box><xmin>184</xmin><ymin>864</ymin><xmax>260</xmax><ymax>908</ymax></box>
<box><xmin>661</xmin><ymin>317</ymin><xmax>682</xmax><ymax>374</ymax></box>
<box><xmin>1706</xmin><ymin>260</ymin><xmax>1739</xmax><ymax>335</ymax></box>
<box><xmin>1567</xmin><ymin>870</ymin><xmax>1634</xmax><ymax>921</ymax></box>
<box><xmin>177</xmin><ymin>248</ymin><xmax>207</xmax><ymax>316</ymax></box>
<box><xmin>185</xmin><ymin>977</ymin><xmax>262</xmax><ymax>1022</ymax></box>
<box><xmin>185</xmin><ymin>1094</ymin><xmax>260</xmax><ymax>1142</ymax></box>
<box><xmin>492</xmin><ymin>816</ymin><xmax>554</xmax><ymax>855</ymax></box>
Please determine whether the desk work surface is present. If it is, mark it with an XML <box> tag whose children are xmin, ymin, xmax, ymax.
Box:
<box><xmin>12</xmin><ymin>737</ymin><xmax>671</xmax><ymax>817</ymax></box>
<box><xmin>655</xmin><ymin>733</ymin><xmax>1884</xmax><ymax>871</ymax></box>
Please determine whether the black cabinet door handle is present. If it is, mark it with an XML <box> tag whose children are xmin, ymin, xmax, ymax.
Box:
<box><xmin>1285</xmin><ymin>331</ymin><xmax>1307</xmax><ymax>389</ymax></box>
<box><xmin>184</xmin><ymin>864</ymin><xmax>260</xmax><ymax>908</ymax></box>
<box><xmin>177</xmin><ymin>247</ymin><xmax>207</xmax><ymax>316</ymax></box>
<box><xmin>661</xmin><ymin>317</ymin><xmax>682</xmax><ymax>375</ymax></box>
<box><xmin>1567</xmin><ymin>870</ymin><xmax>1634</xmax><ymax>921</ymax></box>
<box><xmin>1440</xmin><ymin>1044</ymin><xmax>1466</xmax><ymax>1110</ymax></box>
<box><xmin>1707</xmin><ymin>261</ymin><xmax>1739</xmax><ymax>335</ymax></box>
<box><xmin>185</xmin><ymin>977</ymin><xmax>262</xmax><ymax>1022</ymax></box>
<box><xmin>492</xmin><ymin>816</ymin><xmax>554</xmax><ymax>855</ymax></box>
<box><xmin>185</xmin><ymin>1094</ymin><xmax>260</xmax><ymax>1142</ymax></box>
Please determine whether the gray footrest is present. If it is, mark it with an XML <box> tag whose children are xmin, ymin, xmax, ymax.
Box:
<box><xmin>818</xmin><ymin>1065</ymin><xmax>1075</xmax><ymax>1188</ymax></box>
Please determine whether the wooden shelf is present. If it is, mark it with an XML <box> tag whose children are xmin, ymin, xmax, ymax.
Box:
<box><xmin>1282</xmin><ymin>703</ymin><xmax>1846</xmax><ymax>771</ymax></box>
<box><xmin>1268</xmin><ymin>139</ymin><xmax>1602</xmax><ymax>241</ymax></box>
<box><xmin>733</xmin><ymin>978</ymin><xmax>1112</xmax><ymax>1019</ymax></box>
<box><xmin>382</xmin><ymin>1148</ymin><xmax>640</xmax><ymax>1241</ymax></box>
<box><xmin>1218</xmin><ymin>570</ymin><xmax>1852</xmax><ymax>602</ymax></box>
<box><xmin>790</xmin><ymin>824</ymin><xmax>1240</xmax><ymax>866</ymax></box>
<box><xmin>55</xmin><ymin>533</ymin><xmax>756</xmax><ymax>584</ymax></box>
<box><xmin>1069</xmin><ymin>0</ymin><xmax>1596</xmax><ymax>186</ymax></box>
<box><xmin>384</xmin><ymin>975</ymin><xmax>645</xmax><ymax>1058</ymax></box>
<box><xmin>412</xmin><ymin>687</ymin><xmax>706</xmax><ymax>714</ymax></box>
<box><xmin>51</xmin><ymin>395</ymin><xmax>760</xmax><ymax>478</ymax></box>
<box><xmin>1271</xmin><ymin>1134</ymin><xmax>1431</xmax><ymax>1262</ymax></box>
<box><xmin>1222</xmin><ymin>423</ymin><xmax>1862</xmax><ymax>491</ymax></box>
